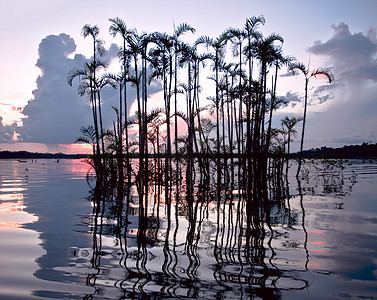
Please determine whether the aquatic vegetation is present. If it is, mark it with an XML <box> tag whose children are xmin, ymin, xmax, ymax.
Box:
<box><xmin>66</xmin><ymin>17</ymin><xmax>336</xmax><ymax>297</ymax></box>
<box><xmin>68</xmin><ymin>16</ymin><xmax>334</xmax><ymax>200</ymax></box>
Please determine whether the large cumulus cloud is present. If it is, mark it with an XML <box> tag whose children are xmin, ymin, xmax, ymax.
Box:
<box><xmin>17</xmin><ymin>33</ymin><xmax>162</xmax><ymax>146</ymax></box>
<box><xmin>310</xmin><ymin>23</ymin><xmax>377</xmax><ymax>82</ymax></box>
<box><xmin>301</xmin><ymin>23</ymin><xmax>377</xmax><ymax>148</ymax></box>
<box><xmin>19</xmin><ymin>34</ymin><xmax>92</xmax><ymax>144</ymax></box>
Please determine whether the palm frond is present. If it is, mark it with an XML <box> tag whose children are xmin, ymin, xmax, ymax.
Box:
<box><xmin>226</xmin><ymin>27</ymin><xmax>244</xmax><ymax>40</ymax></box>
<box><xmin>108</xmin><ymin>17</ymin><xmax>134</xmax><ymax>38</ymax></box>
<box><xmin>194</xmin><ymin>35</ymin><xmax>213</xmax><ymax>48</ymax></box>
<box><xmin>281</xmin><ymin>116</ymin><xmax>302</xmax><ymax>130</ymax></box>
<box><xmin>175</xmin><ymin>110</ymin><xmax>188</xmax><ymax>124</ymax></box>
<box><xmin>77</xmin><ymin>81</ymin><xmax>91</xmax><ymax>97</ymax></box>
<box><xmin>245</xmin><ymin>15</ymin><xmax>266</xmax><ymax>33</ymax></box>
<box><xmin>112</xmin><ymin>106</ymin><xmax>119</xmax><ymax>116</ymax></box>
<box><xmin>95</xmin><ymin>39</ymin><xmax>106</xmax><ymax>56</ymax></box>
<box><xmin>81</xmin><ymin>24</ymin><xmax>100</xmax><ymax>38</ymax></box>
<box><xmin>310</xmin><ymin>68</ymin><xmax>334</xmax><ymax>83</ymax></box>
<box><xmin>67</xmin><ymin>69</ymin><xmax>86</xmax><ymax>86</ymax></box>
<box><xmin>174</xmin><ymin>23</ymin><xmax>196</xmax><ymax>37</ymax></box>
<box><xmin>75</xmin><ymin>137</ymin><xmax>90</xmax><ymax>144</ymax></box>
<box><xmin>265</xmin><ymin>33</ymin><xmax>284</xmax><ymax>45</ymax></box>
<box><xmin>76</xmin><ymin>125</ymin><xmax>96</xmax><ymax>143</ymax></box>
<box><xmin>288</xmin><ymin>61</ymin><xmax>308</xmax><ymax>76</ymax></box>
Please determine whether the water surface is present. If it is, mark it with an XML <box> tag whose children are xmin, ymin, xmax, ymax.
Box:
<box><xmin>0</xmin><ymin>158</ymin><xmax>376</xmax><ymax>299</ymax></box>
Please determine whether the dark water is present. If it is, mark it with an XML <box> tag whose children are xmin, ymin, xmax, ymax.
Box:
<box><xmin>0</xmin><ymin>158</ymin><xmax>376</xmax><ymax>299</ymax></box>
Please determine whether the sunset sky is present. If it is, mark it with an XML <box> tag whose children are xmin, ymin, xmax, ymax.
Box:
<box><xmin>0</xmin><ymin>0</ymin><xmax>376</xmax><ymax>153</ymax></box>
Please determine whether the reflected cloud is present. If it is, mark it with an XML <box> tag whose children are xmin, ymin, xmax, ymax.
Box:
<box><xmin>0</xmin><ymin>158</ymin><xmax>376</xmax><ymax>299</ymax></box>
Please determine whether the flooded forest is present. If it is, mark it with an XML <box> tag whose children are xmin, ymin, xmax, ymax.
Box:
<box><xmin>66</xmin><ymin>16</ymin><xmax>339</xmax><ymax>298</ymax></box>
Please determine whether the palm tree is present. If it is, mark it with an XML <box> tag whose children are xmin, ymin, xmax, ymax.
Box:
<box><xmin>67</xmin><ymin>59</ymin><xmax>107</xmax><ymax>172</ymax></box>
<box><xmin>177</xmin><ymin>42</ymin><xmax>208</xmax><ymax>158</ymax></box>
<box><xmin>81</xmin><ymin>24</ymin><xmax>106</xmax><ymax>155</ymax></box>
<box><xmin>148</xmin><ymin>31</ymin><xmax>176</xmax><ymax>160</ymax></box>
<box><xmin>281</xmin><ymin>116</ymin><xmax>302</xmax><ymax>175</ymax></box>
<box><xmin>195</xmin><ymin>33</ymin><xmax>228</xmax><ymax>157</ymax></box>
<box><xmin>244</xmin><ymin>15</ymin><xmax>265</xmax><ymax>80</ymax></box>
<box><xmin>126</xmin><ymin>30</ymin><xmax>146</xmax><ymax>184</ymax></box>
<box><xmin>288</xmin><ymin>61</ymin><xmax>334</xmax><ymax>176</ymax></box>
<box><xmin>96</xmin><ymin>73</ymin><xmax>117</xmax><ymax>154</ymax></box>
<box><xmin>109</xmin><ymin>17</ymin><xmax>135</xmax><ymax>185</ymax></box>
<box><xmin>251</xmin><ymin>33</ymin><xmax>284</xmax><ymax>150</ymax></box>
<box><xmin>225</xmin><ymin>27</ymin><xmax>245</xmax><ymax>158</ymax></box>
<box><xmin>172</xmin><ymin>24</ymin><xmax>196</xmax><ymax>156</ymax></box>
<box><xmin>108</xmin><ymin>18</ymin><xmax>134</xmax><ymax>134</ymax></box>
<box><xmin>148</xmin><ymin>31</ymin><xmax>177</xmax><ymax>210</ymax></box>
<box><xmin>265</xmin><ymin>52</ymin><xmax>293</xmax><ymax>154</ymax></box>
<box><xmin>195</xmin><ymin>33</ymin><xmax>228</xmax><ymax>199</ymax></box>
<box><xmin>247</xmin><ymin>32</ymin><xmax>284</xmax><ymax>196</ymax></box>
<box><xmin>81</xmin><ymin>24</ymin><xmax>105</xmax><ymax>57</ymax></box>
<box><xmin>75</xmin><ymin>125</ymin><xmax>97</xmax><ymax>165</ymax></box>
<box><xmin>243</xmin><ymin>15</ymin><xmax>265</xmax><ymax>158</ymax></box>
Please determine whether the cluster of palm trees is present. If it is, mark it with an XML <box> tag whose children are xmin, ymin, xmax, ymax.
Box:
<box><xmin>67</xmin><ymin>16</ymin><xmax>333</xmax><ymax>199</ymax></box>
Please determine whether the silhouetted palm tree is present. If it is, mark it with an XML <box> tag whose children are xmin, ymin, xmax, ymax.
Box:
<box><xmin>126</xmin><ymin>29</ymin><xmax>147</xmax><ymax>184</ymax></box>
<box><xmin>244</xmin><ymin>15</ymin><xmax>265</xmax><ymax>80</ymax></box>
<box><xmin>109</xmin><ymin>17</ymin><xmax>135</xmax><ymax>185</ymax></box>
<box><xmin>288</xmin><ymin>61</ymin><xmax>334</xmax><ymax>176</ymax></box>
<box><xmin>195</xmin><ymin>33</ymin><xmax>228</xmax><ymax>156</ymax></box>
<box><xmin>243</xmin><ymin>15</ymin><xmax>265</xmax><ymax>157</ymax></box>
<box><xmin>75</xmin><ymin>125</ymin><xmax>97</xmax><ymax>159</ymax></box>
<box><xmin>172</xmin><ymin>24</ymin><xmax>196</xmax><ymax>155</ymax></box>
<box><xmin>195</xmin><ymin>33</ymin><xmax>228</xmax><ymax>199</ymax></box>
<box><xmin>81</xmin><ymin>24</ymin><xmax>106</xmax><ymax>155</ymax></box>
<box><xmin>281</xmin><ymin>116</ymin><xmax>302</xmax><ymax>175</ymax></box>
<box><xmin>251</xmin><ymin>33</ymin><xmax>284</xmax><ymax>150</ymax></box>
<box><xmin>226</xmin><ymin>25</ymin><xmax>247</xmax><ymax>160</ymax></box>
<box><xmin>67</xmin><ymin>59</ymin><xmax>107</xmax><ymax>171</ymax></box>
<box><xmin>265</xmin><ymin>52</ymin><xmax>292</xmax><ymax>154</ymax></box>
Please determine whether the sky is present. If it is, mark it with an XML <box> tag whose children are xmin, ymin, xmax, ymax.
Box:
<box><xmin>0</xmin><ymin>0</ymin><xmax>377</xmax><ymax>153</ymax></box>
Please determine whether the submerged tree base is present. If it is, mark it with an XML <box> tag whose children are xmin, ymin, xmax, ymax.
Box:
<box><xmin>77</xmin><ymin>156</ymin><xmax>357</xmax><ymax>298</ymax></box>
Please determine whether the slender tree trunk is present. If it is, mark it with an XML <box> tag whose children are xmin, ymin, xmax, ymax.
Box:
<box><xmin>215</xmin><ymin>52</ymin><xmax>221</xmax><ymax>201</ymax></box>
<box><xmin>90</xmin><ymin>83</ymin><xmax>101</xmax><ymax>178</ymax></box>
<box><xmin>266</xmin><ymin>64</ymin><xmax>279</xmax><ymax>154</ymax></box>
<box><xmin>174</xmin><ymin>46</ymin><xmax>179</xmax><ymax>188</ymax></box>
<box><xmin>97</xmin><ymin>91</ymin><xmax>105</xmax><ymax>157</ymax></box>
<box><xmin>124</xmin><ymin>75</ymin><xmax>131</xmax><ymax>186</ymax></box>
<box><xmin>118</xmin><ymin>85</ymin><xmax>124</xmax><ymax>191</ymax></box>
<box><xmin>297</xmin><ymin>79</ymin><xmax>308</xmax><ymax>177</ymax></box>
<box><xmin>286</xmin><ymin>131</ymin><xmax>291</xmax><ymax>177</ymax></box>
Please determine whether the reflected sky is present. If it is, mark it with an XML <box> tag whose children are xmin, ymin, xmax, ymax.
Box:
<box><xmin>0</xmin><ymin>160</ymin><xmax>42</xmax><ymax>299</ymax></box>
<box><xmin>0</xmin><ymin>159</ymin><xmax>93</xmax><ymax>299</ymax></box>
<box><xmin>0</xmin><ymin>159</ymin><xmax>376</xmax><ymax>299</ymax></box>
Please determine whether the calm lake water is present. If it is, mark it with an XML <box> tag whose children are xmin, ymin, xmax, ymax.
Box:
<box><xmin>0</xmin><ymin>158</ymin><xmax>376</xmax><ymax>299</ymax></box>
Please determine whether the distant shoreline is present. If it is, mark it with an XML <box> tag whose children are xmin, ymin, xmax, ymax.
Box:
<box><xmin>0</xmin><ymin>151</ymin><xmax>88</xmax><ymax>160</ymax></box>
<box><xmin>299</xmin><ymin>143</ymin><xmax>377</xmax><ymax>159</ymax></box>
<box><xmin>1</xmin><ymin>143</ymin><xmax>376</xmax><ymax>160</ymax></box>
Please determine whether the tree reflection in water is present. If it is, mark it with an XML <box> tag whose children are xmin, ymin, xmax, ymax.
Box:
<box><xmin>76</xmin><ymin>158</ymin><xmax>354</xmax><ymax>299</ymax></box>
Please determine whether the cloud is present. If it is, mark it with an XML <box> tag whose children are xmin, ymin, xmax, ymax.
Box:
<box><xmin>17</xmin><ymin>34</ymin><xmax>162</xmax><ymax>145</ymax></box>
<box><xmin>301</xmin><ymin>23</ymin><xmax>377</xmax><ymax>149</ymax></box>
<box><xmin>0</xmin><ymin>116</ymin><xmax>17</xmax><ymax>142</ymax></box>
<box><xmin>280</xmin><ymin>71</ymin><xmax>297</xmax><ymax>78</ymax></box>
<box><xmin>312</xmin><ymin>84</ymin><xmax>337</xmax><ymax>104</ymax></box>
<box><xmin>281</xmin><ymin>91</ymin><xmax>301</xmax><ymax>108</ymax></box>
<box><xmin>19</xmin><ymin>34</ymin><xmax>92</xmax><ymax>144</ymax></box>
<box><xmin>309</xmin><ymin>22</ymin><xmax>377</xmax><ymax>82</ymax></box>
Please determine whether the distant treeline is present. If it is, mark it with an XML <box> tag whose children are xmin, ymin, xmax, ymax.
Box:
<box><xmin>1</xmin><ymin>143</ymin><xmax>376</xmax><ymax>160</ymax></box>
<box><xmin>0</xmin><ymin>151</ymin><xmax>88</xmax><ymax>160</ymax></box>
<box><xmin>300</xmin><ymin>143</ymin><xmax>377</xmax><ymax>158</ymax></box>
